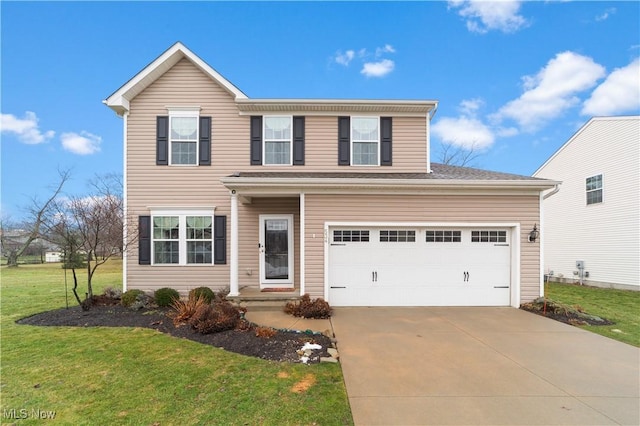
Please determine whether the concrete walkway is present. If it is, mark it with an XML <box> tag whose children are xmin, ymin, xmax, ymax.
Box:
<box><xmin>331</xmin><ymin>307</ymin><xmax>640</xmax><ymax>426</ymax></box>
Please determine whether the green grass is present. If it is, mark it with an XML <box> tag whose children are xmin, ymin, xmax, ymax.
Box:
<box><xmin>545</xmin><ymin>281</ymin><xmax>640</xmax><ymax>347</ymax></box>
<box><xmin>1</xmin><ymin>261</ymin><xmax>353</xmax><ymax>425</ymax></box>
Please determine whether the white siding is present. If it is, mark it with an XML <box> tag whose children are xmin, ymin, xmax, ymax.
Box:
<box><xmin>534</xmin><ymin>117</ymin><xmax>640</xmax><ymax>289</ymax></box>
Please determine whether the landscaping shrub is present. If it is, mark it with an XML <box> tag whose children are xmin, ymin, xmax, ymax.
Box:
<box><xmin>170</xmin><ymin>293</ymin><xmax>209</xmax><ymax>326</ymax></box>
<box><xmin>102</xmin><ymin>286</ymin><xmax>122</xmax><ymax>300</ymax></box>
<box><xmin>155</xmin><ymin>287</ymin><xmax>180</xmax><ymax>307</ymax></box>
<box><xmin>121</xmin><ymin>289</ymin><xmax>145</xmax><ymax>307</ymax></box>
<box><xmin>284</xmin><ymin>294</ymin><xmax>332</xmax><ymax>319</ymax></box>
<box><xmin>188</xmin><ymin>300</ymin><xmax>241</xmax><ymax>334</ymax></box>
<box><xmin>255</xmin><ymin>326</ymin><xmax>277</xmax><ymax>339</ymax></box>
<box><xmin>189</xmin><ymin>286</ymin><xmax>215</xmax><ymax>304</ymax></box>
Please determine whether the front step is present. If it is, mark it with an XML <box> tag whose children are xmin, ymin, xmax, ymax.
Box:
<box><xmin>228</xmin><ymin>287</ymin><xmax>301</xmax><ymax>312</ymax></box>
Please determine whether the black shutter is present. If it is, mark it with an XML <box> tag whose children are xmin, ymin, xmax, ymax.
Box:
<box><xmin>338</xmin><ymin>116</ymin><xmax>350</xmax><ymax>165</ymax></box>
<box><xmin>214</xmin><ymin>215</ymin><xmax>227</xmax><ymax>265</ymax></box>
<box><xmin>156</xmin><ymin>116</ymin><xmax>169</xmax><ymax>165</ymax></box>
<box><xmin>293</xmin><ymin>116</ymin><xmax>305</xmax><ymax>165</ymax></box>
<box><xmin>199</xmin><ymin>116</ymin><xmax>211</xmax><ymax>166</ymax></box>
<box><xmin>138</xmin><ymin>216</ymin><xmax>151</xmax><ymax>265</ymax></box>
<box><xmin>380</xmin><ymin>117</ymin><xmax>392</xmax><ymax>166</ymax></box>
<box><xmin>250</xmin><ymin>116</ymin><xmax>262</xmax><ymax>165</ymax></box>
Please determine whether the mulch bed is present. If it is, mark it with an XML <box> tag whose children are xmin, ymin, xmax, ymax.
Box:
<box><xmin>520</xmin><ymin>297</ymin><xmax>614</xmax><ymax>326</ymax></box>
<box><xmin>16</xmin><ymin>302</ymin><xmax>333</xmax><ymax>364</ymax></box>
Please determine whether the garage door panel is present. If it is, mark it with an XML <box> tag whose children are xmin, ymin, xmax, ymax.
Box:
<box><xmin>328</xmin><ymin>226</ymin><xmax>512</xmax><ymax>307</ymax></box>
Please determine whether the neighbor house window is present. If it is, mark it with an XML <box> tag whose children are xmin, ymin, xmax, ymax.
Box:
<box><xmin>264</xmin><ymin>116</ymin><xmax>292</xmax><ymax>165</ymax></box>
<box><xmin>170</xmin><ymin>114</ymin><xmax>199</xmax><ymax>165</ymax></box>
<box><xmin>152</xmin><ymin>211</ymin><xmax>213</xmax><ymax>265</ymax></box>
<box><xmin>586</xmin><ymin>174</ymin><xmax>603</xmax><ymax>205</ymax></box>
<box><xmin>426</xmin><ymin>230</ymin><xmax>462</xmax><ymax>242</ymax></box>
<box><xmin>351</xmin><ymin>117</ymin><xmax>379</xmax><ymax>165</ymax></box>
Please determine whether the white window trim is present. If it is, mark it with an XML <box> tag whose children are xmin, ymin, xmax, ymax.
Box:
<box><xmin>168</xmin><ymin>108</ymin><xmax>200</xmax><ymax>166</ymax></box>
<box><xmin>263</xmin><ymin>115</ymin><xmax>293</xmax><ymax>166</ymax></box>
<box><xmin>586</xmin><ymin>173</ymin><xmax>604</xmax><ymax>205</ymax></box>
<box><xmin>151</xmin><ymin>208</ymin><xmax>215</xmax><ymax>266</ymax></box>
<box><xmin>350</xmin><ymin>116</ymin><xmax>380</xmax><ymax>166</ymax></box>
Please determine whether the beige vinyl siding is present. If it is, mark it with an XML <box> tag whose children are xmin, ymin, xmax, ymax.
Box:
<box><xmin>126</xmin><ymin>58</ymin><xmax>245</xmax><ymax>292</ymax></box>
<box><xmin>303</xmin><ymin>193</ymin><xmax>541</xmax><ymax>304</ymax></box>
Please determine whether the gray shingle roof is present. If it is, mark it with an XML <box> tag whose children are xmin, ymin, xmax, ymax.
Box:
<box><xmin>228</xmin><ymin>163</ymin><xmax>546</xmax><ymax>182</ymax></box>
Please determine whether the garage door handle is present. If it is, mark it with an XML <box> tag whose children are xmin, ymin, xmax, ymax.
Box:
<box><xmin>494</xmin><ymin>244</ymin><xmax>509</xmax><ymax>247</ymax></box>
<box><xmin>494</xmin><ymin>286</ymin><xmax>509</xmax><ymax>289</ymax></box>
<box><xmin>330</xmin><ymin>286</ymin><xmax>346</xmax><ymax>289</ymax></box>
<box><xmin>330</xmin><ymin>243</ymin><xmax>346</xmax><ymax>246</ymax></box>
<box><xmin>463</xmin><ymin>271</ymin><xmax>469</xmax><ymax>282</ymax></box>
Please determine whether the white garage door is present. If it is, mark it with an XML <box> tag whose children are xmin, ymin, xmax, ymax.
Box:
<box><xmin>328</xmin><ymin>227</ymin><xmax>511</xmax><ymax>306</ymax></box>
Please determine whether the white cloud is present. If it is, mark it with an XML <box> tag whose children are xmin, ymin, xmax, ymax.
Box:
<box><xmin>595</xmin><ymin>7</ymin><xmax>616</xmax><ymax>22</ymax></box>
<box><xmin>0</xmin><ymin>111</ymin><xmax>55</xmax><ymax>144</ymax></box>
<box><xmin>375</xmin><ymin>44</ymin><xmax>396</xmax><ymax>57</ymax></box>
<box><xmin>432</xmin><ymin>116</ymin><xmax>495</xmax><ymax>150</ymax></box>
<box><xmin>493</xmin><ymin>51</ymin><xmax>606</xmax><ymax>132</ymax></box>
<box><xmin>582</xmin><ymin>58</ymin><xmax>640</xmax><ymax>116</ymax></box>
<box><xmin>459</xmin><ymin>98</ymin><xmax>484</xmax><ymax>115</ymax></box>
<box><xmin>61</xmin><ymin>131</ymin><xmax>102</xmax><ymax>155</ymax></box>
<box><xmin>335</xmin><ymin>50</ymin><xmax>355</xmax><ymax>66</ymax></box>
<box><xmin>449</xmin><ymin>0</ymin><xmax>528</xmax><ymax>34</ymax></box>
<box><xmin>361</xmin><ymin>59</ymin><xmax>395</xmax><ymax>78</ymax></box>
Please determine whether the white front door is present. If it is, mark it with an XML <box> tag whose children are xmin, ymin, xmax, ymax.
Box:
<box><xmin>259</xmin><ymin>215</ymin><xmax>294</xmax><ymax>288</ymax></box>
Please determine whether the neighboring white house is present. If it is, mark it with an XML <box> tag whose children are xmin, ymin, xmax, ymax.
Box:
<box><xmin>533</xmin><ymin>116</ymin><xmax>640</xmax><ymax>291</ymax></box>
<box><xmin>45</xmin><ymin>251</ymin><xmax>62</xmax><ymax>263</ymax></box>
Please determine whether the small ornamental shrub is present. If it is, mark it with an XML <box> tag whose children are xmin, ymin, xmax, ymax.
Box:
<box><xmin>102</xmin><ymin>286</ymin><xmax>122</xmax><ymax>300</ymax></box>
<box><xmin>189</xmin><ymin>287</ymin><xmax>215</xmax><ymax>304</ymax></box>
<box><xmin>255</xmin><ymin>326</ymin><xmax>277</xmax><ymax>339</ymax></box>
<box><xmin>170</xmin><ymin>293</ymin><xmax>209</xmax><ymax>326</ymax></box>
<box><xmin>121</xmin><ymin>289</ymin><xmax>145</xmax><ymax>307</ymax></box>
<box><xmin>188</xmin><ymin>300</ymin><xmax>241</xmax><ymax>334</ymax></box>
<box><xmin>155</xmin><ymin>287</ymin><xmax>180</xmax><ymax>307</ymax></box>
<box><xmin>284</xmin><ymin>294</ymin><xmax>332</xmax><ymax>319</ymax></box>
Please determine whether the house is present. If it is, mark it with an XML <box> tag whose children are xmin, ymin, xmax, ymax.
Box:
<box><xmin>533</xmin><ymin>116</ymin><xmax>640</xmax><ymax>291</ymax></box>
<box><xmin>45</xmin><ymin>251</ymin><xmax>62</xmax><ymax>263</ymax></box>
<box><xmin>104</xmin><ymin>42</ymin><xmax>557</xmax><ymax>307</ymax></box>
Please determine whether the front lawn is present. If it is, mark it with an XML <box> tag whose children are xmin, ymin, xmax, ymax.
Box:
<box><xmin>0</xmin><ymin>261</ymin><xmax>353</xmax><ymax>425</ymax></box>
<box><xmin>545</xmin><ymin>281</ymin><xmax>640</xmax><ymax>347</ymax></box>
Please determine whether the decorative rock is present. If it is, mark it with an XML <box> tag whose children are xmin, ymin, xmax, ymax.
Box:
<box><xmin>320</xmin><ymin>357</ymin><xmax>338</xmax><ymax>363</ymax></box>
<box><xmin>327</xmin><ymin>348</ymin><xmax>339</xmax><ymax>359</ymax></box>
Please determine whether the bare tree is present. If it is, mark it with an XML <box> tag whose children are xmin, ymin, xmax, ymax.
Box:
<box><xmin>48</xmin><ymin>173</ymin><xmax>124</xmax><ymax>307</ymax></box>
<box><xmin>3</xmin><ymin>169</ymin><xmax>70</xmax><ymax>267</ymax></box>
<box><xmin>438</xmin><ymin>142</ymin><xmax>482</xmax><ymax>167</ymax></box>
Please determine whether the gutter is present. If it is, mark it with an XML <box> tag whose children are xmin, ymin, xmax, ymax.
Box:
<box><xmin>542</xmin><ymin>183</ymin><xmax>561</xmax><ymax>199</ymax></box>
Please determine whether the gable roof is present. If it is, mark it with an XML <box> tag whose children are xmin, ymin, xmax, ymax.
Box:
<box><xmin>533</xmin><ymin>116</ymin><xmax>640</xmax><ymax>176</ymax></box>
<box><xmin>103</xmin><ymin>42</ymin><xmax>248</xmax><ymax>116</ymax></box>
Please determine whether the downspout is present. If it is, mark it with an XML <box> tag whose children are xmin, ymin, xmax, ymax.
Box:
<box><xmin>539</xmin><ymin>183</ymin><xmax>559</xmax><ymax>298</ymax></box>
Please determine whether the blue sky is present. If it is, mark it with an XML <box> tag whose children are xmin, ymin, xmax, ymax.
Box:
<box><xmin>2</xmin><ymin>1</ymin><xmax>639</xmax><ymax>221</ymax></box>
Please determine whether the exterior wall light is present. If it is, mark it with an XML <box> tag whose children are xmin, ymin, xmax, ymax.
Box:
<box><xmin>528</xmin><ymin>224</ymin><xmax>539</xmax><ymax>243</ymax></box>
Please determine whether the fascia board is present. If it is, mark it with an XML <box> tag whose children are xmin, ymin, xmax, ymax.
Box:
<box><xmin>220</xmin><ymin>177</ymin><xmax>560</xmax><ymax>191</ymax></box>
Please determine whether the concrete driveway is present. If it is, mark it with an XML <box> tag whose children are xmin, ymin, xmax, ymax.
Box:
<box><xmin>331</xmin><ymin>307</ymin><xmax>639</xmax><ymax>425</ymax></box>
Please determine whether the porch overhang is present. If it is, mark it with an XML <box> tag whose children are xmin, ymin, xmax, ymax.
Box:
<box><xmin>220</xmin><ymin>172</ymin><xmax>559</xmax><ymax>198</ymax></box>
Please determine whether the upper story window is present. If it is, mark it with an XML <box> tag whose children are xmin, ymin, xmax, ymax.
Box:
<box><xmin>586</xmin><ymin>174</ymin><xmax>603</xmax><ymax>205</ymax></box>
<box><xmin>264</xmin><ymin>116</ymin><xmax>292</xmax><ymax>165</ymax></box>
<box><xmin>170</xmin><ymin>114</ymin><xmax>199</xmax><ymax>165</ymax></box>
<box><xmin>156</xmin><ymin>108</ymin><xmax>211</xmax><ymax>167</ymax></box>
<box><xmin>351</xmin><ymin>117</ymin><xmax>380</xmax><ymax>166</ymax></box>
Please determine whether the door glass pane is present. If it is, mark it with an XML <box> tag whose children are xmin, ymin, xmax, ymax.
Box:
<box><xmin>264</xmin><ymin>219</ymin><xmax>288</xmax><ymax>280</ymax></box>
